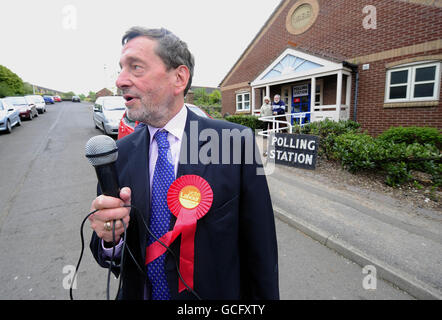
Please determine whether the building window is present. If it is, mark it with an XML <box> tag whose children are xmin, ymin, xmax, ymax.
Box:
<box><xmin>315</xmin><ymin>80</ymin><xmax>323</xmax><ymax>106</ymax></box>
<box><xmin>236</xmin><ymin>92</ymin><xmax>250</xmax><ymax>111</ymax></box>
<box><xmin>385</xmin><ymin>62</ymin><xmax>440</xmax><ymax>103</ymax></box>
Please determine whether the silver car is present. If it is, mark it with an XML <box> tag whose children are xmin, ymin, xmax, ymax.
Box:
<box><xmin>93</xmin><ymin>96</ymin><xmax>126</xmax><ymax>135</ymax></box>
<box><xmin>25</xmin><ymin>95</ymin><xmax>46</xmax><ymax>114</ymax></box>
<box><xmin>0</xmin><ymin>98</ymin><xmax>21</xmax><ymax>133</ymax></box>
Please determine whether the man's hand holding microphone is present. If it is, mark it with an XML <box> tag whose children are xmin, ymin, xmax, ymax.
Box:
<box><xmin>85</xmin><ymin>135</ymin><xmax>131</xmax><ymax>246</ymax></box>
<box><xmin>89</xmin><ymin>187</ymin><xmax>131</xmax><ymax>245</ymax></box>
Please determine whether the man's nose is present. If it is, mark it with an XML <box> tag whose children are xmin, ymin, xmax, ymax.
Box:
<box><xmin>116</xmin><ymin>69</ymin><xmax>131</xmax><ymax>89</ymax></box>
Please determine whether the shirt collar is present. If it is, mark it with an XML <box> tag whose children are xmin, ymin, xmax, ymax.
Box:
<box><xmin>147</xmin><ymin>104</ymin><xmax>187</xmax><ymax>144</ymax></box>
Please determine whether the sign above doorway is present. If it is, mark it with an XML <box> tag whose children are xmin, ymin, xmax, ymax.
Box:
<box><xmin>292</xmin><ymin>84</ymin><xmax>309</xmax><ymax>97</ymax></box>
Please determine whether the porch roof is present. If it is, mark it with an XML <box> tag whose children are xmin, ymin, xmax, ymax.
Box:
<box><xmin>251</xmin><ymin>48</ymin><xmax>351</xmax><ymax>87</ymax></box>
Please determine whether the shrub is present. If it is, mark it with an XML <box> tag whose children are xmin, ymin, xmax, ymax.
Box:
<box><xmin>208</xmin><ymin>90</ymin><xmax>221</xmax><ymax>105</ymax></box>
<box><xmin>199</xmin><ymin>105</ymin><xmax>223</xmax><ymax>119</ymax></box>
<box><xmin>333</xmin><ymin>133</ymin><xmax>441</xmax><ymax>187</ymax></box>
<box><xmin>294</xmin><ymin>119</ymin><xmax>361</xmax><ymax>137</ymax></box>
<box><xmin>225</xmin><ymin>115</ymin><xmax>267</xmax><ymax>131</ymax></box>
<box><xmin>377</xmin><ymin>126</ymin><xmax>442</xmax><ymax>149</ymax></box>
<box><xmin>333</xmin><ymin>133</ymin><xmax>378</xmax><ymax>172</ymax></box>
<box><xmin>293</xmin><ymin>119</ymin><xmax>362</xmax><ymax>159</ymax></box>
<box><xmin>209</xmin><ymin>110</ymin><xmax>223</xmax><ymax>119</ymax></box>
<box><xmin>383</xmin><ymin>162</ymin><xmax>411</xmax><ymax>187</ymax></box>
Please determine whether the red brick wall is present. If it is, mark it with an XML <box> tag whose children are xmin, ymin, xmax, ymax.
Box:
<box><xmin>220</xmin><ymin>0</ymin><xmax>442</xmax><ymax>134</ymax></box>
<box><xmin>355</xmin><ymin>49</ymin><xmax>442</xmax><ymax>135</ymax></box>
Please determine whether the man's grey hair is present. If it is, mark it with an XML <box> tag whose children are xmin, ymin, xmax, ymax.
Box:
<box><xmin>122</xmin><ymin>27</ymin><xmax>195</xmax><ymax>96</ymax></box>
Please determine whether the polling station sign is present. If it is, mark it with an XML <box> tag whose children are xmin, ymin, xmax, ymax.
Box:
<box><xmin>268</xmin><ymin>133</ymin><xmax>319</xmax><ymax>170</ymax></box>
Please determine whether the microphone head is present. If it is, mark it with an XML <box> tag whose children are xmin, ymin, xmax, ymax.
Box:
<box><xmin>85</xmin><ymin>135</ymin><xmax>118</xmax><ymax>166</ymax></box>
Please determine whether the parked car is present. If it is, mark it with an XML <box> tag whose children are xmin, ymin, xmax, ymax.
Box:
<box><xmin>26</xmin><ymin>95</ymin><xmax>46</xmax><ymax>114</ymax></box>
<box><xmin>53</xmin><ymin>95</ymin><xmax>62</xmax><ymax>102</ymax></box>
<box><xmin>43</xmin><ymin>95</ymin><xmax>55</xmax><ymax>104</ymax></box>
<box><xmin>117</xmin><ymin>111</ymin><xmax>139</xmax><ymax>140</ymax></box>
<box><xmin>72</xmin><ymin>95</ymin><xmax>81</xmax><ymax>102</ymax></box>
<box><xmin>0</xmin><ymin>98</ymin><xmax>21</xmax><ymax>133</ymax></box>
<box><xmin>117</xmin><ymin>103</ymin><xmax>212</xmax><ymax>140</ymax></box>
<box><xmin>93</xmin><ymin>96</ymin><xmax>126</xmax><ymax>136</ymax></box>
<box><xmin>186</xmin><ymin>104</ymin><xmax>213</xmax><ymax>119</ymax></box>
<box><xmin>4</xmin><ymin>96</ymin><xmax>38</xmax><ymax>120</ymax></box>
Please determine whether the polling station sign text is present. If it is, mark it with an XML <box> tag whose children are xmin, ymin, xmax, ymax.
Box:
<box><xmin>269</xmin><ymin>133</ymin><xmax>319</xmax><ymax>170</ymax></box>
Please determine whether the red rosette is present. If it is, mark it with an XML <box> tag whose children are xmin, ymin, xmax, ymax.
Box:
<box><xmin>146</xmin><ymin>175</ymin><xmax>213</xmax><ymax>293</ymax></box>
<box><xmin>167</xmin><ymin>175</ymin><xmax>213</xmax><ymax>219</ymax></box>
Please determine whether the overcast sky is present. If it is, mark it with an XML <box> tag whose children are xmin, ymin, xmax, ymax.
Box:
<box><xmin>0</xmin><ymin>0</ymin><xmax>281</xmax><ymax>95</ymax></box>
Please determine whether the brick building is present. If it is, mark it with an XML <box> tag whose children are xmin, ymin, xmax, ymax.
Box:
<box><xmin>96</xmin><ymin>88</ymin><xmax>114</xmax><ymax>98</ymax></box>
<box><xmin>219</xmin><ymin>0</ymin><xmax>442</xmax><ymax>135</ymax></box>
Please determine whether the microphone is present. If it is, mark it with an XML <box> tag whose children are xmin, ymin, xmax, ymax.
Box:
<box><xmin>85</xmin><ymin>135</ymin><xmax>120</xmax><ymax>198</ymax></box>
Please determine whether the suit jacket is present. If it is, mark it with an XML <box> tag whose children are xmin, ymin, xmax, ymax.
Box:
<box><xmin>90</xmin><ymin>108</ymin><xmax>279</xmax><ymax>300</ymax></box>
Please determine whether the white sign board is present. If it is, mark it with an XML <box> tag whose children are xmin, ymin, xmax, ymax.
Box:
<box><xmin>292</xmin><ymin>84</ymin><xmax>309</xmax><ymax>97</ymax></box>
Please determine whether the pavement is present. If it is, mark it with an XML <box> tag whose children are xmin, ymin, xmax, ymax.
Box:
<box><xmin>256</xmin><ymin>135</ymin><xmax>442</xmax><ymax>300</ymax></box>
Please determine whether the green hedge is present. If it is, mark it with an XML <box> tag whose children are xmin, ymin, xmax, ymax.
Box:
<box><xmin>333</xmin><ymin>132</ymin><xmax>441</xmax><ymax>187</ymax></box>
<box><xmin>377</xmin><ymin>126</ymin><xmax>442</xmax><ymax>149</ymax></box>
<box><xmin>333</xmin><ymin>133</ymin><xmax>378</xmax><ymax>172</ymax></box>
<box><xmin>225</xmin><ymin>115</ymin><xmax>267</xmax><ymax>131</ymax></box>
<box><xmin>293</xmin><ymin>119</ymin><xmax>362</xmax><ymax>159</ymax></box>
<box><xmin>224</xmin><ymin>117</ymin><xmax>441</xmax><ymax>187</ymax></box>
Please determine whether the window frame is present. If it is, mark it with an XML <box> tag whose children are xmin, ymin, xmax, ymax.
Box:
<box><xmin>236</xmin><ymin>92</ymin><xmax>250</xmax><ymax>112</ymax></box>
<box><xmin>385</xmin><ymin>61</ymin><xmax>441</xmax><ymax>103</ymax></box>
<box><xmin>314</xmin><ymin>79</ymin><xmax>323</xmax><ymax>106</ymax></box>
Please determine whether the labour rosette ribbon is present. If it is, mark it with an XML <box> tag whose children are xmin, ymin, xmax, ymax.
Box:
<box><xmin>145</xmin><ymin>175</ymin><xmax>213</xmax><ymax>292</ymax></box>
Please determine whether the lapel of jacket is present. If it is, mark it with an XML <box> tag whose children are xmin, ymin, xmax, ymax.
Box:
<box><xmin>129</xmin><ymin>125</ymin><xmax>151</xmax><ymax>259</ymax></box>
<box><xmin>128</xmin><ymin>109</ymin><xmax>210</xmax><ymax>263</ymax></box>
<box><xmin>177</xmin><ymin>107</ymin><xmax>210</xmax><ymax>179</ymax></box>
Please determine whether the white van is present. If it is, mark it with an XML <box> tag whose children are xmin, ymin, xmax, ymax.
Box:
<box><xmin>25</xmin><ymin>95</ymin><xmax>46</xmax><ymax>114</ymax></box>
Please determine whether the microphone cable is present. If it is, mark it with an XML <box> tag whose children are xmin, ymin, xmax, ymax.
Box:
<box><xmin>69</xmin><ymin>209</ymin><xmax>127</xmax><ymax>300</ymax></box>
<box><xmin>126</xmin><ymin>204</ymin><xmax>202</xmax><ymax>300</ymax></box>
<box><xmin>70</xmin><ymin>204</ymin><xmax>201</xmax><ymax>300</ymax></box>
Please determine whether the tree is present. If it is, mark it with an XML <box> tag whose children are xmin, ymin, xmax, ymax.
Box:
<box><xmin>87</xmin><ymin>91</ymin><xmax>96</xmax><ymax>101</ymax></box>
<box><xmin>194</xmin><ymin>88</ymin><xmax>209</xmax><ymax>106</ymax></box>
<box><xmin>209</xmin><ymin>89</ymin><xmax>221</xmax><ymax>105</ymax></box>
<box><xmin>23</xmin><ymin>82</ymin><xmax>35</xmax><ymax>95</ymax></box>
<box><xmin>193</xmin><ymin>88</ymin><xmax>221</xmax><ymax>106</ymax></box>
<box><xmin>0</xmin><ymin>65</ymin><xmax>25</xmax><ymax>97</ymax></box>
<box><xmin>62</xmin><ymin>91</ymin><xmax>76</xmax><ymax>99</ymax></box>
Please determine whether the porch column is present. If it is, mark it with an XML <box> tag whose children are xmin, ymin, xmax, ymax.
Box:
<box><xmin>336</xmin><ymin>71</ymin><xmax>343</xmax><ymax>120</ymax></box>
<box><xmin>266</xmin><ymin>85</ymin><xmax>270</xmax><ymax>99</ymax></box>
<box><xmin>251</xmin><ymin>86</ymin><xmax>255</xmax><ymax>114</ymax></box>
<box><xmin>310</xmin><ymin>76</ymin><xmax>316</xmax><ymax>120</ymax></box>
<box><xmin>345</xmin><ymin>73</ymin><xmax>352</xmax><ymax>120</ymax></box>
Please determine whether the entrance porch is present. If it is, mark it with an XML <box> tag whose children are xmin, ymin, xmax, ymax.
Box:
<box><xmin>251</xmin><ymin>48</ymin><xmax>353</xmax><ymax>124</ymax></box>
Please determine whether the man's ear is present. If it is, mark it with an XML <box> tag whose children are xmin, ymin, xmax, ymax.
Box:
<box><xmin>173</xmin><ymin>65</ymin><xmax>190</xmax><ymax>96</ymax></box>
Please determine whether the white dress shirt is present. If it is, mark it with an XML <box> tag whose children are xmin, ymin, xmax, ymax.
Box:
<box><xmin>102</xmin><ymin>105</ymin><xmax>188</xmax><ymax>252</ymax></box>
<box><xmin>147</xmin><ymin>105</ymin><xmax>187</xmax><ymax>195</ymax></box>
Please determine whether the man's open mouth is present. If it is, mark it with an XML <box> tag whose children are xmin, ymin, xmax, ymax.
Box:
<box><xmin>123</xmin><ymin>94</ymin><xmax>136</xmax><ymax>102</ymax></box>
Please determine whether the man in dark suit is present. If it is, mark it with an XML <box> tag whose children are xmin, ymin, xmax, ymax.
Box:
<box><xmin>88</xmin><ymin>27</ymin><xmax>279</xmax><ymax>300</ymax></box>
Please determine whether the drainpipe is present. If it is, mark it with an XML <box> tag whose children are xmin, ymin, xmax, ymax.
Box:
<box><xmin>343</xmin><ymin>61</ymin><xmax>359</xmax><ymax>122</ymax></box>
